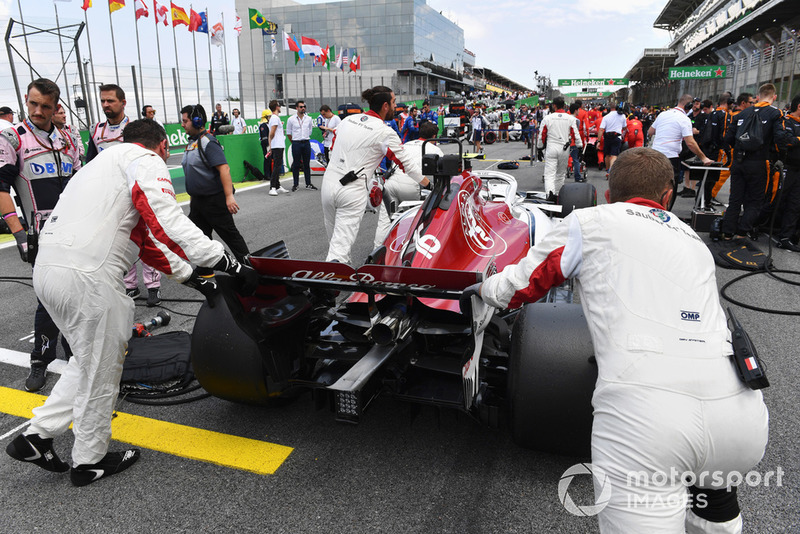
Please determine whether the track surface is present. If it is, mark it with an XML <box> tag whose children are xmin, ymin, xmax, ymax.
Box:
<box><xmin>1</xmin><ymin>141</ymin><xmax>797</xmax><ymax>533</ymax></box>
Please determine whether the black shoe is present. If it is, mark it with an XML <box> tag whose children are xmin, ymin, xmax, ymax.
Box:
<box><xmin>146</xmin><ymin>288</ymin><xmax>161</xmax><ymax>307</ymax></box>
<box><xmin>306</xmin><ymin>184</ymin><xmax>318</xmax><ymax>190</ymax></box>
<box><xmin>25</xmin><ymin>361</ymin><xmax>47</xmax><ymax>392</ymax></box>
<box><xmin>747</xmin><ymin>231</ymin><xmax>759</xmax><ymax>241</ymax></box>
<box><xmin>6</xmin><ymin>433</ymin><xmax>69</xmax><ymax>473</ymax></box>
<box><xmin>291</xmin><ymin>185</ymin><xmax>298</xmax><ymax>192</ymax></box>
<box><xmin>125</xmin><ymin>288</ymin><xmax>140</xmax><ymax>299</ymax></box>
<box><xmin>679</xmin><ymin>188</ymin><xmax>696</xmax><ymax>198</ymax></box>
<box><xmin>776</xmin><ymin>238</ymin><xmax>800</xmax><ymax>252</ymax></box>
<box><xmin>70</xmin><ymin>449</ymin><xmax>141</xmax><ymax>487</ymax></box>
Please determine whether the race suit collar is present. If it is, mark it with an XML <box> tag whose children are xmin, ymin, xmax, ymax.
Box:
<box><xmin>366</xmin><ymin>110</ymin><xmax>383</xmax><ymax>120</ymax></box>
<box><xmin>625</xmin><ymin>197</ymin><xmax>666</xmax><ymax>209</ymax></box>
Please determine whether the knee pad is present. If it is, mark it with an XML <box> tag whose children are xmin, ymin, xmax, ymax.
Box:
<box><xmin>688</xmin><ymin>485</ymin><xmax>740</xmax><ymax>522</ymax></box>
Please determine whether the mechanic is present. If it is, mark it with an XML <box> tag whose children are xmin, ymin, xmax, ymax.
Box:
<box><xmin>597</xmin><ymin>102</ymin><xmax>628</xmax><ymax>174</ymax></box>
<box><xmin>286</xmin><ymin>100</ymin><xmax>317</xmax><ymax>191</ymax></box>
<box><xmin>681</xmin><ymin>99</ymin><xmax>714</xmax><ymax>198</ymax></box>
<box><xmin>86</xmin><ymin>84</ymin><xmax>129</xmax><ymax>162</ymax></box>
<box><xmin>209</xmin><ymin>103</ymin><xmax>229</xmax><ymax>135</ymax></box>
<box><xmin>721</xmin><ymin>83</ymin><xmax>784</xmax><ymax>240</ymax></box>
<box><xmin>141</xmin><ymin>104</ymin><xmax>164</xmax><ymax>129</ymax></box>
<box><xmin>0</xmin><ymin>78</ymin><xmax>82</xmax><ymax>393</ymax></box>
<box><xmin>402</xmin><ymin>106</ymin><xmax>420</xmax><ymax>143</ymax></box>
<box><xmin>52</xmin><ymin>104</ymin><xmax>84</xmax><ymax>161</ymax></box>
<box><xmin>625</xmin><ymin>113</ymin><xmax>644</xmax><ymax>150</ymax></box>
<box><xmin>568</xmin><ymin>102</ymin><xmax>587</xmax><ymax>182</ymax></box>
<box><xmin>649</xmin><ymin>94</ymin><xmax>713</xmax><ymax>208</ymax></box>
<box><xmin>465</xmin><ymin>147</ymin><xmax>768</xmax><ymax>534</ymax></box>
<box><xmin>372</xmin><ymin>121</ymin><xmax>435</xmax><ymax>248</ymax></box>
<box><xmin>321</xmin><ymin>85</ymin><xmax>423</xmax><ymax>264</ymax></box>
<box><xmin>537</xmin><ymin>96</ymin><xmax>582</xmax><ymax>199</ymax></box>
<box><xmin>699</xmin><ymin>95</ymin><xmax>734</xmax><ymax>211</ymax></box>
<box><xmin>773</xmin><ymin>94</ymin><xmax>800</xmax><ymax>251</ymax></box>
<box><xmin>231</xmin><ymin>108</ymin><xmax>246</xmax><ymax>135</ymax></box>
<box><xmin>419</xmin><ymin>101</ymin><xmax>438</xmax><ymax>133</ymax></box>
<box><xmin>5</xmin><ymin>118</ymin><xmax>259</xmax><ymax>486</ymax></box>
<box><xmin>712</xmin><ymin>94</ymin><xmax>754</xmax><ymax>200</ymax></box>
<box><xmin>180</xmin><ymin>103</ymin><xmax>250</xmax><ymax>262</ymax></box>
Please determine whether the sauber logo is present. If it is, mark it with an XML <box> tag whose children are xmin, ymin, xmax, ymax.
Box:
<box><xmin>458</xmin><ymin>190</ymin><xmax>508</xmax><ymax>257</ymax></box>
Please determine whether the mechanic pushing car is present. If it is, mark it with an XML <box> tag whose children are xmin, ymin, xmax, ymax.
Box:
<box><xmin>321</xmin><ymin>85</ymin><xmax>424</xmax><ymax>264</ymax></box>
<box><xmin>5</xmin><ymin>119</ymin><xmax>259</xmax><ymax>486</ymax></box>
<box><xmin>464</xmin><ymin>148</ymin><xmax>768</xmax><ymax>533</ymax></box>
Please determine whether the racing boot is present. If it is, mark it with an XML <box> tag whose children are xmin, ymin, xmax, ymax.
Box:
<box><xmin>6</xmin><ymin>433</ymin><xmax>70</xmax><ymax>473</ymax></box>
<box><xmin>71</xmin><ymin>449</ymin><xmax>141</xmax><ymax>487</ymax></box>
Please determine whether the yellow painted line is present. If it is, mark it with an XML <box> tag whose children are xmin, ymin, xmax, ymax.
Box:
<box><xmin>0</xmin><ymin>386</ymin><xmax>293</xmax><ymax>475</ymax></box>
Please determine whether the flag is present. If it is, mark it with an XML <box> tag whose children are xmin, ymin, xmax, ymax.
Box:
<box><xmin>234</xmin><ymin>14</ymin><xmax>241</xmax><ymax>36</ymax></box>
<box><xmin>294</xmin><ymin>52</ymin><xmax>301</xmax><ymax>65</ymax></box>
<box><xmin>211</xmin><ymin>21</ymin><xmax>224</xmax><ymax>46</ymax></box>
<box><xmin>109</xmin><ymin>0</ymin><xmax>125</xmax><ymax>13</ymax></box>
<box><xmin>81</xmin><ymin>0</ymin><xmax>92</xmax><ymax>9</ymax></box>
<box><xmin>153</xmin><ymin>0</ymin><xmax>168</xmax><ymax>25</ymax></box>
<box><xmin>284</xmin><ymin>31</ymin><xmax>304</xmax><ymax>58</ymax></box>
<box><xmin>325</xmin><ymin>45</ymin><xmax>334</xmax><ymax>70</ymax></box>
<box><xmin>350</xmin><ymin>54</ymin><xmax>360</xmax><ymax>73</ymax></box>
<box><xmin>134</xmin><ymin>0</ymin><xmax>148</xmax><ymax>19</ymax></box>
<box><xmin>171</xmin><ymin>2</ymin><xmax>189</xmax><ymax>27</ymax></box>
<box><xmin>248</xmin><ymin>8</ymin><xmax>267</xmax><ymax>29</ymax></box>
<box><xmin>335</xmin><ymin>48</ymin><xmax>343</xmax><ymax>70</ymax></box>
<box><xmin>342</xmin><ymin>49</ymin><xmax>350</xmax><ymax>70</ymax></box>
<box><xmin>196</xmin><ymin>11</ymin><xmax>208</xmax><ymax>33</ymax></box>
<box><xmin>301</xmin><ymin>36</ymin><xmax>322</xmax><ymax>57</ymax></box>
<box><xmin>188</xmin><ymin>8</ymin><xmax>202</xmax><ymax>31</ymax></box>
<box><xmin>270</xmin><ymin>35</ymin><xmax>277</xmax><ymax>59</ymax></box>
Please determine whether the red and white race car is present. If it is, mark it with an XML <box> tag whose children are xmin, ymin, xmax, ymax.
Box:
<box><xmin>192</xmin><ymin>144</ymin><xmax>598</xmax><ymax>455</ymax></box>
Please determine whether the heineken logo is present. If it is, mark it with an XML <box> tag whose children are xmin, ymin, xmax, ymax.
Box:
<box><xmin>557</xmin><ymin>78</ymin><xmax>628</xmax><ymax>87</ymax></box>
<box><xmin>668</xmin><ymin>66</ymin><xmax>727</xmax><ymax>80</ymax></box>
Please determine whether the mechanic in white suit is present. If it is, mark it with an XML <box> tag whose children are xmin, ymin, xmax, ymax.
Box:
<box><xmin>466</xmin><ymin>148</ymin><xmax>768</xmax><ymax>533</ymax></box>
<box><xmin>321</xmin><ymin>86</ymin><xmax>423</xmax><ymax>264</ymax></box>
<box><xmin>537</xmin><ymin>96</ymin><xmax>582</xmax><ymax>198</ymax></box>
<box><xmin>5</xmin><ymin>119</ymin><xmax>258</xmax><ymax>486</ymax></box>
<box><xmin>372</xmin><ymin>121</ymin><xmax>436</xmax><ymax>248</ymax></box>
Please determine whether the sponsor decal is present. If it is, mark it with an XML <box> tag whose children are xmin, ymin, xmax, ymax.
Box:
<box><xmin>415</xmin><ymin>233</ymin><xmax>441</xmax><ymax>260</ymax></box>
<box><xmin>360</xmin><ymin>116</ymin><xmax>369</xmax><ymax>122</ymax></box>
<box><xmin>648</xmin><ymin>208</ymin><xmax>670</xmax><ymax>223</ymax></box>
<box><xmin>680</xmin><ymin>310</ymin><xmax>701</xmax><ymax>322</ymax></box>
<box><xmin>29</xmin><ymin>161</ymin><xmax>73</xmax><ymax>176</ymax></box>
<box><xmin>458</xmin><ymin>190</ymin><xmax>508</xmax><ymax>257</ymax></box>
<box><xmin>161</xmin><ymin>188</ymin><xmax>176</xmax><ymax>198</ymax></box>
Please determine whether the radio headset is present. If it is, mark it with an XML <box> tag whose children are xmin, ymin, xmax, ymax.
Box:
<box><xmin>190</xmin><ymin>104</ymin><xmax>205</xmax><ymax>129</ymax></box>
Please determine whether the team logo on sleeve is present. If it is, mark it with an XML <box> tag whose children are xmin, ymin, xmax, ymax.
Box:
<box><xmin>649</xmin><ymin>208</ymin><xmax>670</xmax><ymax>223</ymax></box>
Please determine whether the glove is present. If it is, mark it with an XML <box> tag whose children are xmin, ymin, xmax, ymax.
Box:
<box><xmin>13</xmin><ymin>230</ymin><xmax>27</xmax><ymax>263</ymax></box>
<box><xmin>459</xmin><ymin>283</ymin><xmax>483</xmax><ymax>317</ymax></box>
<box><xmin>183</xmin><ymin>268</ymin><xmax>219</xmax><ymax>307</ymax></box>
<box><xmin>213</xmin><ymin>251</ymin><xmax>260</xmax><ymax>296</ymax></box>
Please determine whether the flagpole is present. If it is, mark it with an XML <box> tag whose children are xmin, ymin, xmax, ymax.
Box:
<box><xmin>53</xmin><ymin>3</ymin><xmax>75</xmax><ymax>126</ymax></box>
<box><xmin>172</xmin><ymin>15</ymin><xmax>183</xmax><ymax>105</ymax></box>
<box><xmin>133</xmin><ymin>4</ymin><xmax>146</xmax><ymax>111</ymax></box>
<box><xmin>83</xmin><ymin>9</ymin><xmax>99</xmax><ymax>124</ymax></box>
<box><xmin>107</xmin><ymin>3</ymin><xmax>121</xmax><ymax>84</ymax></box>
<box><xmin>249</xmin><ymin>27</ymin><xmax>257</xmax><ymax>118</ymax></box>
<box><xmin>221</xmin><ymin>12</ymin><xmax>232</xmax><ymax>116</ymax></box>
<box><xmin>205</xmin><ymin>8</ymin><xmax>215</xmax><ymax>111</ymax></box>
<box><xmin>153</xmin><ymin>5</ymin><xmax>169</xmax><ymax>123</ymax></box>
<box><xmin>15</xmin><ymin>0</ymin><xmax>34</xmax><ymax>80</ymax></box>
<box><xmin>190</xmin><ymin>5</ymin><xmax>200</xmax><ymax>103</ymax></box>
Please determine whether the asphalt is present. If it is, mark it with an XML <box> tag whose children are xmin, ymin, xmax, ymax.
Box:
<box><xmin>0</xmin><ymin>139</ymin><xmax>798</xmax><ymax>533</ymax></box>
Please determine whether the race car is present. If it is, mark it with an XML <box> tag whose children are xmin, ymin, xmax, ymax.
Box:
<box><xmin>192</xmin><ymin>142</ymin><xmax>598</xmax><ymax>456</ymax></box>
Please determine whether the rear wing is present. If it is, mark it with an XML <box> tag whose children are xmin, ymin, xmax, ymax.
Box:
<box><xmin>248</xmin><ymin>257</ymin><xmax>482</xmax><ymax>299</ymax></box>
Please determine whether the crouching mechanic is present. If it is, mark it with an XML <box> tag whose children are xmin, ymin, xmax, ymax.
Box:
<box><xmin>372</xmin><ymin>121</ymin><xmax>435</xmax><ymax>248</ymax></box>
<box><xmin>5</xmin><ymin>119</ymin><xmax>259</xmax><ymax>486</ymax></box>
<box><xmin>464</xmin><ymin>148</ymin><xmax>769</xmax><ymax>533</ymax></box>
<box><xmin>321</xmin><ymin>85</ymin><xmax>422</xmax><ymax>264</ymax></box>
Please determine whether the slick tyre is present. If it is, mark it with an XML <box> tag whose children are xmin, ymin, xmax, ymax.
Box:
<box><xmin>558</xmin><ymin>182</ymin><xmax>597</xmax><ymax>217</ymax></box>
<box><xmin>508</xmin><ymin>302</ymin><xmax>595</xmax><ymax>456</ymax></box>
<box><xmin>483</xmin><ymin>131</ymin><xmax>497</xmax><ymax>145</ymax></box>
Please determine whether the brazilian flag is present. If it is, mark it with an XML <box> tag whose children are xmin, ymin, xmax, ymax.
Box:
<box><xmin>248</xmin><ymin>8</ymin><xmax>267</xmax><ymax>29</ymax></box>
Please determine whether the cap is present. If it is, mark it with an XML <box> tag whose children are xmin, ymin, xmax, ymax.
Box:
<box><xmin>693</xmin><ymin>97</ymin><xmax>701</xmax><ymax>102</ymax></box>
<box><xmin>261</xmin><ymin>109</ymin><xmax>271</xmax><ymax>117</ymax></box>
<box><xmin>0</xmin><ymin>106</ymin><xmax>13</xmax><ymax>115</ymax></box>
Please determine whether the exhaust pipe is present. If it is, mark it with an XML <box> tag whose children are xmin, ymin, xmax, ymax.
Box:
<box><xmin>370</xmin><ymin>304</ymin><xmax>410</xmax><ymax>346</ymax></box>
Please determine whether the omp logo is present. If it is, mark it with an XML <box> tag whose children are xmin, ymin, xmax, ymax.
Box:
<box><xmin>30</xmin><ymin>161</ymin><xmax>73</xmax><ymax>176</ymax></box>
<box><xmin>558</xmin><ymin>463</ymin><xmax>612</xmax><ymax>517</ymax></box>
<box><xmin>681</xmin><ymin>310</ymin><xmax>701</xmax><ymax>322</ymax></box>
<box><xmin>649</xmin><ymin>208</ymin><xmax>670</xmax><ymax>222</ymax></box>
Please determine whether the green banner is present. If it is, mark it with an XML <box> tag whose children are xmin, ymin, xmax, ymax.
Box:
<box><xmin>562</xmin><ymin>92</ymin><xmax>612</xmax><ymax>98</ymax></box>
<box><xmin>557</xmin><ymin>78</ymin><xmax>628</xmax><ymax>87</ymax></box>
<box><xmin>667</xmin><ymin>66</ymin><xmax>727</xmax><ymax>80</ymax></box>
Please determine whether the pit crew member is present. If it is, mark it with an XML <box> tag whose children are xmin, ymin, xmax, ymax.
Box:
<box><xmin>537</xmin><ymin>96</ymin><xmax>582</xmax><ymax>198</ymax></box>
<box><xmin>466</xmin><ymin>147</ymin><xmax>768</xmax><ymax>534</ymax></box>
<box><xmin>0</xmin><ymin>78</ymin><xmax>82</xmax><ymax>392</ymax></box>
<box><xmin>321</xmin><ymin>85</ymin><xmax>423</xmax><ymax>264</ymax></box>
<box><xmin>5</xmin><ymin>119</ymin><xmax>258</xmax><ymax>486</ymax></box>
<box><xmin>86</xmin><ymin>84</ymin><xmax>129</xmax><ymax>162</ymax></box>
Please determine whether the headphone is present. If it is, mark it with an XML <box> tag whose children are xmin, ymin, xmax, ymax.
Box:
<box><xmin>190</xmin><ymin>104</ymin><xmax>205</xmax><ymax>129</ymax></box>
<box><xmin>141</xmin><ymin>106</ymin><xmax>148</xmax><ymax>118</ymax></box>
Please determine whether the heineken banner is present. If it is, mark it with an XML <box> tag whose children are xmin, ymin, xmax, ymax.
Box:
<box><xmin>668</xmin><ymin>66</ymin><xmax>727</xmax><ymax>80</ymax></box>
<box><xmin>557</xmin><ymin>78</ymin><xmax>628</xmax><ymax>87</ymax></box>
<box><xmin>563</xmin><ymin>92</ymin><xmax>612</xmax><ymax>98</ymax></box>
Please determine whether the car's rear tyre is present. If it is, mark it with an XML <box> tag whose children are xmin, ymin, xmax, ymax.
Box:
<box><xmin>509</xmin><ymin>302</ymin><xmax>596</xmax><ymax>456</ymax></box>
<box><xmin>558</xmin><ymin>182</ymin><xmax>597</xmax><ymax>217</ymax></box>
<box><xmin>484</xmin><ymin>131</ymin><xmax>497</xmax><ymax>144</ymax></box>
